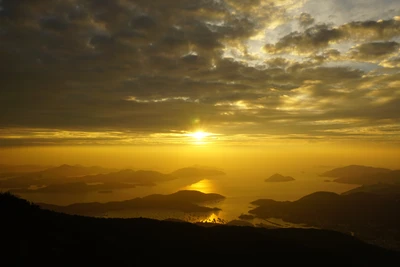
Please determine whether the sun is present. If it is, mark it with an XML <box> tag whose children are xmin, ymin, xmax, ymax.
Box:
<box><xmin>191</xmin><ymin>131</ymin><xmax>209</xmax><ymax>140</ymax></box>
<box><xmin>185</xmin><ymin>130</ymin><xmax>217</xmax><ymax>144</ymax></box>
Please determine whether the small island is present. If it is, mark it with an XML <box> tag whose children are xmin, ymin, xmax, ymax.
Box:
<box><xmin>265</xmin><ymin>173</ymin><xmax>295</xmax><ymax>182</ymax></box>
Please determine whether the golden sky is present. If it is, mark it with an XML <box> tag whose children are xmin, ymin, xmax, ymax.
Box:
<box><xmin>0</xmin><ymin>0</ymin><xmax>399</xmax><ymax>150</ymax></box>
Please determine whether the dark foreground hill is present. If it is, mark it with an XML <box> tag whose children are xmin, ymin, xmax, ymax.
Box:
<box><xmin>1</xmin><ymin>192</ymin><xmax>399</xmax><ymax>266</ymax></box>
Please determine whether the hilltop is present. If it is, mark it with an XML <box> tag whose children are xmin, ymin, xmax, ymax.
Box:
<box><xmin>1</xmin><ymin>192</ymin><xmax>399</xmax><ymax>266</ymax></box>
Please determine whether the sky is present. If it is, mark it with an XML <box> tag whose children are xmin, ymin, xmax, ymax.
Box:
<box><xmin>0</xmin><ymin>0</ymin><xmax>399</xmax><ymax>167</ymax></box>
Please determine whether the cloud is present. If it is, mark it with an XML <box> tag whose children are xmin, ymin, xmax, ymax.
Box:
<box><xmin>264</xmin><ymin>24</ymin><xmax>344</xmax><ymax>54</ymax></box>
<box><xmin>348</xmin><ymin>41</ymin><xmax>400</xmax><ymax>62</ymax></box>
<box><xmin>298</xmin><ymin>13</ymin><xmax>315</xmax><ymax>28</ymax></box>
<box><xmin>342</xmin><ymin>19</ymin><xmax>400</xmax><ymax>40</ymax></box>
<box><xmin>380</xmin><ymin>57</ymin><xmax>400</xmax><ymax>68</ymax></box>
<box><xmin>264</xmin><ymin>18</ymin><xmax>400</xmax><ymax>54</ymax></box>
<box><xmin>0</xmin><ymin>0</ymin><xmax>399</xmax><ymax>145</ymax></box>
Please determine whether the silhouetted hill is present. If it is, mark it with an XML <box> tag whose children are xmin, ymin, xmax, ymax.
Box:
<box><xmin>11</xmin><ymin>182</ymin><xmax>138</xmax><ymax>194</ymax></box>
<box><xmin>320</xmin><ymin>165</ymin><xmax>391</xmax><ymax>178</ymax></box>
<box><xmin>249</xmin><ymin>191</ymin><xmax>400</xmax><ymax>251</ymax></box>
<box><xmin>1</xmin><ymin>192</ymin><xmax>399</xmax><ymax>266</ymax></box>
<box><xmin>171</xmin><ymin>167</ymin><xmax>225</xmax><ymax>178</ymax></box>
<box><xmin>342</xmin><ymin>183</ymin><xmax>400</xmax><ymax>197</ymax></box>
<box><xmin>265</xmin><ymin>173</ymin><xmax>295</xmax><ymax>182</ymax></box>
<box><xmin>39</xmin><ymin>164</ymin><xmax>117</xmax><ymax>177</ymax></box>
<box><xmin>38</xmin><ymin>190</ymin><xmax>225</xmax><ymax>216</ymax></box>
<box><xmin>0</xmin><ymin>168</ymin><xmax>173</xmax><ymax>189</ymax></box>
<box><xmin>0</xmin><ymin>164</ymin><xmax>117</xmax><ymax>189</ymax></box>
<box><xmin>333</xmin><ymin>170</ymin><xmax>400</xmax><ymax>185</ymax></box>
<box><xmin>226</xmin><ymin>220</ymin><xmax>254</xmax><ymax>227</ymax></box>
<box><xmin>238</xmin><ymin>214</ymin><xmax>255</xmax><ymax>220</ymax></box>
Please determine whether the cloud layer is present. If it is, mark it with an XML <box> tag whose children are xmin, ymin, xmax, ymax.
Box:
<box><xmin>0</xmin><ymin>0</ymin><xmax>399</xmax><ymax>145</ymax></box>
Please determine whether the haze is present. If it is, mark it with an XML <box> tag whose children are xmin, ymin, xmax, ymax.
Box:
<box><xmin>1</xmin><ymin>144</ymin><xmax>399</xmax><ymax>172</ymax></box>
<box><xmin>1</xmin><ymin>0</ymin><xmax>400</xmax><ymax>261</ymax></box>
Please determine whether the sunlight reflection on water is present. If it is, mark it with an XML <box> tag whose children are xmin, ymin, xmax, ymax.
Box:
<box><xmin>182</xmin><ymin>179</ymin><xmax>216</xmax><ymax>193</ymax></box>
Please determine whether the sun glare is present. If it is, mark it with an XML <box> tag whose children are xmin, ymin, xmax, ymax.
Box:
<box><xmin>183</xmin><ymin>179</ymin><xmax>215</xmax><ymax>193</ymax></box>
<box><xmin>192</xmin><ymin>131</ymin><xmax>208</xmax><ymax>140</ymax></box>
<box><xmin>185</xmin><ymin>130</ymin><xmax>219</xmax><ymax>145</ymax></box>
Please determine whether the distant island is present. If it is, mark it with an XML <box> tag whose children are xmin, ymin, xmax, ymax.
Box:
<box><xmin>249</xmin><ymin>190</ymin><xmax>400</xmax><ymax>251</ymax></box>
<box><xmin>38</xmin><ymin>190</ymin><xmax>225</xmax><ymax>216</ymax></box>
<box><xmin>0</xmin><ymin>164</ymin><xmax>227</xmax><ymax>192</ymax></box>
<box><xmin>265</xmin><ymin>173</ymin><xmax>295</xmax><ymax>182</ymax></box>
<box><xmin>1</xmin><ymin>192</ymin><xmax>399</xmax><ymax>265</ymax></box>
<box><xmin>11</xmin><ymin>182</ymin><xmax>140</xmax><ymax>194</ymax></box>
<box><xmin>319</xmin><ymin>165</ymin><xmax>400</xmax><ymax>185</ymax></box>
<box><xmin>342</xmin><ymin>183</ymin><xmax>400</xmax><ymax>197</ymax></box>
<box><xmin>320</xmin><ymin>165</ymin><xmax>391</xmax><ymax>178</ymax></box>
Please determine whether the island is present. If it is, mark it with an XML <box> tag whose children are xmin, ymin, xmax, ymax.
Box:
<box><xmin>265</xmin><ymin>173</ymin><xmax>295</xmax><ymax>182</ymax></box>
<box><xmin>38</xmin><ymin>190</ymin><xmax>225</xmax><ymax>216</ymax></box>
<box><xmin>248</xmin><ymin>191</ymin><xmax>400</xmax><ymax>251</ymax></box>
<box><xmin>319</xmin><ymin>165</ymin><xmax>400</xmax><ymax>185</ymax></box>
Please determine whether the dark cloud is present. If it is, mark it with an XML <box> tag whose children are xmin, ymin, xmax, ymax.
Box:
<box><xmin>264</xmin><ymin>24</ymin><xmax>344</xmax><ymax>54</ymax></box>
<box><xmin>40</xmin><ymin>16</ymin><xmax>69</xmax><ymax>32</ymax></box>
<box><xmin>349</xmin><ymin>41</ymin><xmax>399</xmax><ymax>61</ymax></box>
<box><xmin>298</xmin><ymin>13</ymin><xmax>315</xmax><ymax>28</ymax></box>
<box><xmin>343</xmin><ymin>19</ymin><xmax>400</xmax><ymax>40</ymax></box>
<box><xmin>265</xmin><ymin>18</ymin><xmax>400</xmax><ymax>54</ymax></box>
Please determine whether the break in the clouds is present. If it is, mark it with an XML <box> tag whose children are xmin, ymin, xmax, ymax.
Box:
<box><xmin>0</xmin><ymin>0</ymin><xmax>399</xmax><ymax>146</ymax></box>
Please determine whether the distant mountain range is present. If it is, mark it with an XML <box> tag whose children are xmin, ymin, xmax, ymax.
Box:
<box><xmin>0</xmin><ymin>164</ymin><xmax>226</xmax><ymax>192</ymax></box>
<box><xmin>38</xmin><ymin>190</ymin><xmax>225</xmax><ymax>216</ymax></box>
<box><xmin>0</xmin><ymin>164</ymin><xmax>118</xmax><ymax>188</ymax></box>
<box><xmin>38</xmin><ymin>164</ymin><xmax>118</xmax><ymax>177</ymax></box>
<box><xmin>1</xmin><ymin>192</ymin><xmax>399</xmax><ymax>265</ymax></box>
<box><xmin>12</xmin><ymin>182</ymin><xmax>139</xmax><ymax>194</ymax></box>
<box><xmin>320</xmin><ymin>165</ymin><xmax>400</xmax><ymax>185</ymax></box>
<box><xmin>265</xmin><ymin>173</ymin><xmax>295</xmax><ymax>182</ymax></box>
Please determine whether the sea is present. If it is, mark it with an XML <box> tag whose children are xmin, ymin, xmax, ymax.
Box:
<box><xmin>13</xmin><ymin>165</ymin><xmax>358</xmax><ymax>227</ymax></box>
